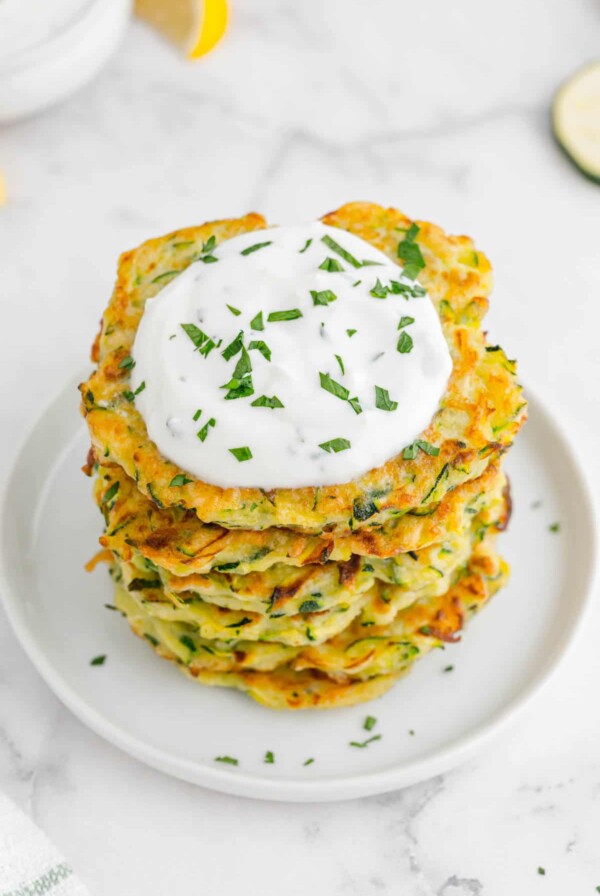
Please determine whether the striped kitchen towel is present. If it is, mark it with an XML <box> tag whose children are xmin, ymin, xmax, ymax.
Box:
<box><xmin>0</xmin><ymin>791</ymin><xmax>89</xmax><ymax>896</ymax></box>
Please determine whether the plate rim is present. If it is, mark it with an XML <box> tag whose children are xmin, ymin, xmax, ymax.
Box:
<box><xmin>0</xmin><ymin>373</ymin><xmax>597</xmax><ymax>802</ymax></box>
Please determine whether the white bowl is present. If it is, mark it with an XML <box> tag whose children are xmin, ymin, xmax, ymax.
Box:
<box><xmin>0</xmin><ymin>0</ymin><xmax>132</xmax><ymax>123</ymax></box>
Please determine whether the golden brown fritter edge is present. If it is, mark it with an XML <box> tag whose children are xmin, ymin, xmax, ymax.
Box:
<box><xmin>93</xmin><ymin>459</ymin><xmax>508</xmax><ymax>574</ymax></box>
<box><xmin>116</xmin><ymin>537</ymin><xmax>508</xmax><ymax>709</ymax></box>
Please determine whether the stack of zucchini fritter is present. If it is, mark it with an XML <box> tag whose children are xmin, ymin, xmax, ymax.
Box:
<box><xmin>81</xmin><ymin>203</ymin><xmax>526</xmax><ymax>709</ymax></box>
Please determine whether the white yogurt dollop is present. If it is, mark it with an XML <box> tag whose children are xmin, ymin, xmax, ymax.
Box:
<box><xmin>131</xmin><ymin>222</ymin><xmax>452</xmax><ymax>489</ymax></box>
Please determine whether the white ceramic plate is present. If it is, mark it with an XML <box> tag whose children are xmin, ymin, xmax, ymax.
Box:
<box><xmin>0</xmin><ymin>375</ymin><xmax>596</xmax><ymax>802</ymax></box>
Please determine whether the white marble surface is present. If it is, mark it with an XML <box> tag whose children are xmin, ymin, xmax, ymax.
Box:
<box><xmin>1</xmin><ymin>0</ymin><xmax>600</xmax><ymax>892</ymax></box>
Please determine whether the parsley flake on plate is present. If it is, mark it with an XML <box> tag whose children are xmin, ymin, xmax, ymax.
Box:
<box><xmin>349</xmin><ymin>734</ymin><xmax>381</xmax><ymax>748</ymax></box>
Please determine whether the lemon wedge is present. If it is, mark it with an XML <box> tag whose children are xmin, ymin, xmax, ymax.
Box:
<box><xmin>134</xmin><ymin>0</ymin><xmax>228</xmax><ymax>58</ymax></box>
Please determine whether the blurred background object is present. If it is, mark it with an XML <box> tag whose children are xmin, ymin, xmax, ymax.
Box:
<box><xmin>134</xmin><ymin>0</ymin><xmax>228</xmax><ymax>58</ymax></box>
<box><xmin>552</xmin><ymin>62</ymin><xmax>600</xmax><ymax>184</ymax></box>
<box><xmin>0</xmin><ymin>0</ymin><xmax>132</xmax><ymax>123</ymax></box>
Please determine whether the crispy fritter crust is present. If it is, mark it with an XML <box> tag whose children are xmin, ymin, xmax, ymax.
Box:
<box><xmin>94</xmin><ymin>459</ymin><xmax>507</xmax><ymax>574</ymax></box>
<box><xmin>80</xmin><ymin>202</ymin><xmax>526</xmax><ymax>533</ymax></box>
<box><xmin>115</xmin><ymin>536</ymin><xmax>507</xmax><ymax>709</ymax></box>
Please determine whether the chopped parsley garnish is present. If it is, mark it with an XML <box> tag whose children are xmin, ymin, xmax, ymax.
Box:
<box><xmin>352</xmin><ymin>280</ymin><xmax>361</xmax><ymax>287</ymax></box>
<box><xmin>393</xmin><ymin>279</ymin><xmax>425</xmax><ymax>297</ymax></box>
<box><xmin>250</xmin><ymin>312</ymin><xmax>265</xmax><ymax>332</ymax></box>
<box><xmin>248</xmin><ymin>339</ymin><xmax>272</xmax><ymax>361</ymax></box>
<box><xmin>199</xmin><ymin>235</ymin><xmax>217</xmax><ymax>261</ymax></box>
<box><xmin>181</xmin><ymin>323</ymin><xmax>220</xmax><ymax>358</ymax></box>
<box><xmin>193</xmin><ymin>408</ymin><xmax>202</xmax><ymax>422</ymax></box>
<box><xmin>197</xmin><ymin>417</ymin><xmax>216</xmax><ymax>441</ymax></box>
<box><xmin>364</xmin><ymin>715</ymin><xmax>377</xmax><ymax>731</ymax></box>
<box><xmin>133</xmin><ymin>381</ymin><xmax>146</xmax><ymax>396</ymax></box>
<box><xmin>123</xmin><ymin>390</ymin><xmax>135</xmax><ymax>403</ymax></box>
<box><xmin>221</xmin><ymin>329</ymin><xmax>244</xmax><ymax>360</ymax></box>
<box><xmin>319</xmin><ymin>437</ymin><xmax>351</xmax><ymax>453</ymax></box>
<box><xmin>319</xmin><ymin>257</ymin><xmax>344</xmax><ymax>273</ymax></box>
<box><xmin>221</xmin><ymin>347</ymin><xmax>254</xmax><ymax>399</ymax></box>
<box><xmin>118</xmin><ymin>355</ymin><xmax>135</xmax><ymax>370</ymax></box>
<box><xmin>151</xmin><ymin>270</ymin><xmax>178</xmax><ymax>283</ymax></box>
<box><xmin>170</xmin><ymin>474</ymin><xmax>193</xmax><ymax>487</ymax></box>
<box><xmin>402</xmin><ymin>440</ymin><xmax>440</xmax><ymax>460</ymax></box>
<box><xmin>396</xmin><ymin>331</ymin><xmax>414</xmax><ymax>354</ymax></box>
<box><xmin>229</xmin><ymin>446</ymin><xmax>253</xmax><ymax>462</ymax></box>
<box><xmin>310</xmin><ymin>289</ymin><xmax>337</xmax><ymax>306</ymax></box>
<box><xmin>241</xmin><ymin>241</ymin><xmax>272</xmax><ymax>256</ymax></box>
<box><xmin>375</xmin><ymin>386</ymin><xmax>398</xmax><ymax>411</ymax></box>
<box><xmin>226</xmin><ymin>304</ymin><xmax>241</xmax><ymax>316</ymax></box>
<box><xmin>303</xmin><ymin>758</ymin><xmax>315</xmax><ymax>766</ymax></box>
<box><xmin>370</xmin><ymin>279</ymin><xmax>425</xmax><ymax>300</ymax></box>
<box><xmin>215</xmin><ymin>756</ymin><xmax>239</xmax><ymax>766</ymax></box>
<box><xmin>335</xmin><ymin>354</ymin><xmax>345</xmax><ymax>375</ymax></box>
<box><xmin>222</xmin><ymin>377</ymin><xmax>254</xmax><ymax>401</ymax></box>
<box><xmin>267</xmin><ymin>309</ymin><xmax>303</xmax><ymax>322</ymax></box>
<box><xmin>319</xmin><ymin>371</ymin><xmax>362</xmax><ymax>414</ymax></box>
<box><xmin>251</xmin><ymin>395</ymin><xmax>284</xmax><ymax>409</ymax></box>
<box><xmin>349</xmin><ymin>734</ymin><xmax>381</xmax><ymax>748</ymax></box>
<box><xmin>90</xmin><ymin>655</ymin><xmax>106</xmax><ymax>666</ymax></box>
<box><xmin>444</xmin><ymin>665</ymin><xmax>454</xmax><ymax>673</ymax></box>
<box><xmin>537</xmin><ymin>868</ymin><xmax>546</xmax><ymax>876</ymax></box>
<box><xmin>299</xmin><ymin>238</ymin><xmax>312</xmax><ymax>253</ymax></box>
<box><xmin>549</xmin><ymin>522</ymin><xmax>560</xmax><ymax>533</ymax></box>
<box><xmin>101</xmin><ymin>482</ymin><xmax>119</xmax><ymax>506</ymax></box>
<box><xmin>397</xmin><ymin>222</ymin><xmax>425</xmax><ymax>279</ymax></box>
<box><xmin>264</xmin><ymin>751</ymin><xmax>275</xmax><ymax>764</ymax></box>
<box><xmin>398</xmin><ymin>315</ymin><xmax>415</xmax><ymax>329</ymax></box>
<box><xmin>319</xmin><ymin>371</ymin><xmax>349</xmax><ymax>399</ymax></box>
<box><xmin>321</xmin><ymin>234</ymin><xmax>361</xmax><ymax>268</ymax></box>
<box><xmin>370</xmin><ymin>278</ymin><xmax>389</xmax><ymax>299</ymax></box>
<box><xmin>346</xmin><ymin>328</ymin><xmax>357</xmax><ymax>337</ymax></box>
